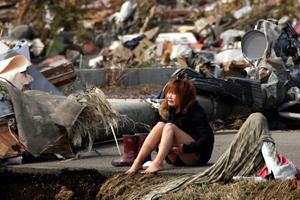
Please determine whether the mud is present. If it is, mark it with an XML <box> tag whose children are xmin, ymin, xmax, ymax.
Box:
<box><xmin>0</xmin><ymin>169</ymin><xmax>106</xmax><ymax>200</ymax></box>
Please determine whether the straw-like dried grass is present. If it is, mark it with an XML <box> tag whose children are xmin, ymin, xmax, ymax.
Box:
<box><xmin>69</xmin><ymin>87</ymin><xmax>119</xmax><ymax>150</ymax></box>
<box><xmin>163</xmin><ymin>179</ymin><xmax>300</xmax><ymax>200</ymax></box>
<box><xmin>98</xmin><ymin>174</ymin><xmax>300</xmax><ymax>200</ymax></box>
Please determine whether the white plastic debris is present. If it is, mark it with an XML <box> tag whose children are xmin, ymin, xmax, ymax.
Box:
<box><xmin>119</xmin><ymin>34</ymin><xmax>139</xmax><ymax>43</ymax></box>
<box><xmin>221</xmin><ymin>0</ymin><xmax>235</xmax><ymax>3</ymax></box>
<box><xmin>233</xmin><ymin>5</ymin><xmax>252</xmax><ymax>19</ymax></box>
<box><xmin>287</xmin><ymin>87</ymin><xmax>300</xmax><ymax>101</ymax></box>
<box><xmin>232</xmin><ymin>176</ymin><xmax>267</xmax><ymax>182</ymax></box>
<box><xmin>261</xmin><ymin>142</ymin><xmax>279</xmax><ymax>175</ymax></box>
<box><xmin>261</xmin><ymin>142</ymin><xmax>298</xmax><ymax>180</ymax></box>
<box><xmin>142</xmin><ymin>160</ymin><xmax>153</xmax><ymax>169</ymax></box>
<box><xmin>215</xmin><ymin>49</ymin><xmax>245</xmax><ymax>64</ymax></box>
<box><xmin>111</xmin><ymin>1</ymin><xmax>134</xmax><ymax>25</ymax></box>
<box><xmin>145</xmin><ymin>98</ymin><xmax>161</xmax><ymax>110</ymax></box>
<box><xmin>170</xmin><ymin>44</ymin><xmax>192</xmax><ymax>60</ymax></box>
<box><xmin>30</xmin><ymin>38</ymin><xmax>45</xmax><ymax>57</ymax></box>
<box><xmin>155</xmin><ymin>32</ymin><xmax>197</xmax><ymax>44</ymax></box>
<box><xmin>204</xmin><ymin>2</ymin><xmax>218</xmax><ymax>13</ymax></box>
<box><xmin>44</xmin><ymin>4</ymin><xmax>54</xmax><ymax>24</ymax></box>
<box><xmin>88</xmin><ymin>55</ymin><xmax>103</xmax><ymax>68</ymax></box>
<box><xmin>109</xmin><ymin>41</ymin><xmax>122</xmax><ymax>51</ymax></box>
<box><xmin>220</xmin><ymin>29</ymin><xmax>245</xmax><ymax>46</ymax></box>
<box><xmin>273</xmin><ymin>162</ymin><xmax>298</xmax><ymax>180</ymax></box>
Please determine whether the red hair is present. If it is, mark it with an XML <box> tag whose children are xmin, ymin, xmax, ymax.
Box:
<box><xmin>163</xmin><ymin>79</ymin><xmax>196</xmax><ymax>113</ymax></box>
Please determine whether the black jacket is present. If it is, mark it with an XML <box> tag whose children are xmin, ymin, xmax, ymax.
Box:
<box><xmin>160</xmin><ymin>101</ymin><xmax>214</xmax><ymax>164</ymax></box>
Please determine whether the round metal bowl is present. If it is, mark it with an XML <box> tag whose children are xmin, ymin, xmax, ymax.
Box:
<box><xmin>241</xmin><ymin>30</ymin><xmax>267</xmax><ymax>62</ymax></box>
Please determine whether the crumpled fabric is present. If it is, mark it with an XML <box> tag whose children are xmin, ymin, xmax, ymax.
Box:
<box><xmin>6</xmin><ymin>83</ymin><xmax>85</xmax><ymax>156</ymax></box>
<box><xmin>257</xmin><ymin>58</ymin><xmax>286</xmax><ymax>109</ymax></box>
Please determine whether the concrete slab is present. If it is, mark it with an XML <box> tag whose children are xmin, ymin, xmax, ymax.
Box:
<box><xmin>78</xmin><ymin>68</ymin><xmax>107</xmax><ymax>86</ymax></box>
<box><xmin>94</xmin><ymin>99</ymin><xmax>159</xmax><ymax>142</ymax></box>
<box><xmin>77</xmin><ymin>67</ymin><xmax>177</xmax><ymax>86</ymax></box>
<box><xmin>2</xmin><ymin>130</ymin><xmax>300</xmax><ymax>177</ymax></box>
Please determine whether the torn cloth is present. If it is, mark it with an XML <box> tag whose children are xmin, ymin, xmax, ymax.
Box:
<box><xmin>189</xmin><ymin>113</ymin><xmax>274</xmax><ymax>184</ymax></box>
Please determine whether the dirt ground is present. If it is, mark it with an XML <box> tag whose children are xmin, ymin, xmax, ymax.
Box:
<box><xmin>62</xmin><ymin>79</ymin><xmax>163</xmax><ymax>99</ymax></box>
<box><xmin>100</xmin><ymin>85</ymin><xmax>162</xmax><ymax>99</ymax></box>
<box><xmin>1</xmin><ymin>169</ymin><xmax>299</xmax><ymax>199</ymax></box>
<box><xmin>0</xmin><ymin>169</ymin><xmax>106</xmax><ymax>200</ymax></box>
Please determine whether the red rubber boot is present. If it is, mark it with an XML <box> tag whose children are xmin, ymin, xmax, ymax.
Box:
<box><xmin>111</xmin><ymin>135</ymin><xmax>139</xmax><ymax>167</ymax></box>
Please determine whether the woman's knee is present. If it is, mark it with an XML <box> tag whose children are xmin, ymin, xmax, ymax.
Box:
<box><xmin>149</xmin><ymin>122</ymin><xmax>165</xmax><ymax>138</ymax></box>
<box><xmin>155</xmin><ymin>122</ymin><xmax>166</xmax><ymax>129</ymax></box>
<box><xmin>158</xmin><ymin>121</ymin><xmax>166</xmax><ymax>126</ymax></box>
<box><xmin>163</xmin><ymin>123</ymin><xmax>176</xmax><ymax>133</ymax></box>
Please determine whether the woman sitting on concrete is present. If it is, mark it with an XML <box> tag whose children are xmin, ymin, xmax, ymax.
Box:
<box><xmin>126</xmin><ymin>79</ymin><xmax>214</xmax><ymax>174</ymax></box>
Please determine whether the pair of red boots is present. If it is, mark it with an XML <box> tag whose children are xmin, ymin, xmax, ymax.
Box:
<box><xmin>111</xmin><ymin>133</ymin><xmax>151</xmax><ymax>167</ymax></box>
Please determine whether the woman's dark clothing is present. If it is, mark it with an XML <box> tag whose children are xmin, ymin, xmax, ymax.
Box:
<box><xmin>160</xmin><ymin>101</ymin><xmax>214</xmax><ymax>165</ymax></box>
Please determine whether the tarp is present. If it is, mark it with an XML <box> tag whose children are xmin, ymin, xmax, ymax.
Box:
<box><xmin>6</xmin><ymin>83</ymin><xmax>85</xmax><ymax>156</ymax></box>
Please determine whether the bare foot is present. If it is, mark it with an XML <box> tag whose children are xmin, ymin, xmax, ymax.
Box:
<box><xmin>125</xmin><ymin>164</ymin><xmax>141</xmax><ymax>174</ymax></box>
<box><xmin>141</xmin><ymin>161</ymin><xmax>163</xmax><ymax>174</ymax></box>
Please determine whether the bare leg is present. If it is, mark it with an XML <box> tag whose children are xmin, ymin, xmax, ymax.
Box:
<box><xmin>174</xmin><ymin>129</ymin><xmax>198</xmax><ymax>166</ymax></box>
<box><xmin>142</xmin><ymin>123</ymin><xmax>197</xmax><ymax>174</ymax></box>
<box><xmin>126</xmin><ymin>122</ymin><xmax>165</xmax><ymax>173</ymax></box>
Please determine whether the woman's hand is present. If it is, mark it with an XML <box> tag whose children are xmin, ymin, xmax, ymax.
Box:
<box><xmin>171</xmin><ymin>144</ymin><xmax>183</xmax><ymax>155</ymax></box>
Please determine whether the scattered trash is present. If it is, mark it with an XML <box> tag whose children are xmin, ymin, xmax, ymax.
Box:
<box><xmin>155</xmin><ymin>32</ymin><xmax>197</xmax><ymax>44</ymax></box>
<box><xmin>30</xmin><ymin>38</ymin><xmax>45</xmax><ymax>57</ymax></box>
<box><xmin>39</xmin><ymin>56</ymin><xmax>77</xmax><ymax>86</ymax></box>
<box><xmin>220</xmin><ymin>29</ymin><xmax>245</xmax><ymax>46</ymax></box>
<box><xmin>233</xmin><ymin>5</ymin><xmax>252</xmax><ymax>19</ymax></box>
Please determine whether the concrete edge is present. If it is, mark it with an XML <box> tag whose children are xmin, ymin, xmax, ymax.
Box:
<box><xmin>77</xmin><ymin>67</ymin><xmax>178</xmax><ymax>86</ymax></box>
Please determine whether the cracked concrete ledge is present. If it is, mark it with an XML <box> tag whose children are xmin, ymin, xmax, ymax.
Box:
<box><xmin>1</xmin><ymin>130</ymin><xmax>299</xmax><ymax>178</ymax></box>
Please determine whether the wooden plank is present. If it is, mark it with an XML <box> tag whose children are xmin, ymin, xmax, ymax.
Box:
<box><xmin>40</xmin><ymin>63</ymin><xmax>74</xmax><ymax>77</ymax></box>
<box><xmin>47</xmin><ymin>71</ymin><xmax>77</xmax><ymax>86</ymax></box>
<box><xmin>0</xmin><ymin>8</ymin><xmax>16</xmax><ymax>20</ymax></box>
<box><xmin>0</xmin><ymin>129</ymin><xmax>26</xmax><ymax>159</ymax></box>
<box><xmin>40</xmin><ymin>62</ymin><xmax>77</xmax><ymax>86</ymax></box>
